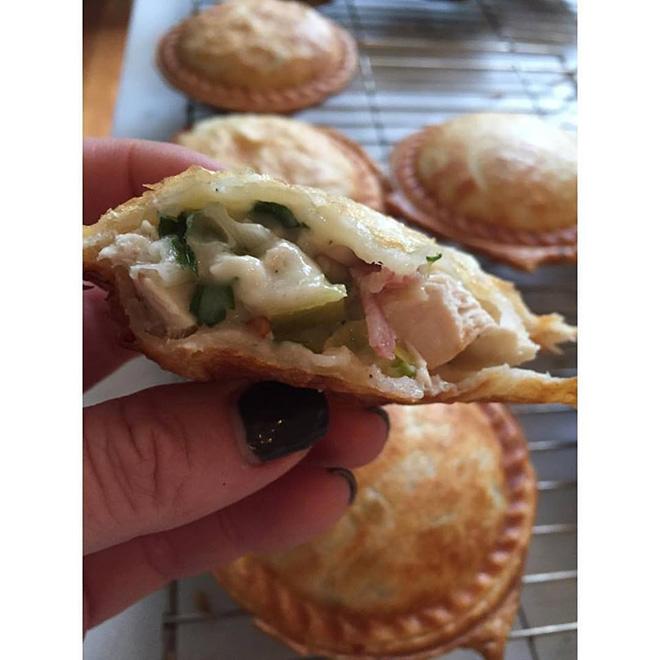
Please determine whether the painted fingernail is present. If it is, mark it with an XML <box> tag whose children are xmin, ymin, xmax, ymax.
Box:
<box><xmin>369</xmin><ymin>406</ymin><xmax>390</xmax><ymax>435</ymax></box>
<box><xmin>327</xmin><ymin>467</ymin><xmax>358</xmax><ymax>505</ymax></box>
<box><xmin>238</xmin><ymin>381</ymin><xmax>329</xmax><ymax>462</ymax></box>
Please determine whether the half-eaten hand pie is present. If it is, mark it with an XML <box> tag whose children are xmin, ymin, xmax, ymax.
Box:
<box><xmin>83</xmin><ymin>168</ymin><xmax>576</xmax><ymax>405</ymax></box>
<box><xmin>174</xmin><ymin>114</ymin><xmax>386</xmax><ymax>210</ymax></box>
<box><xmin>388</xmin><ymin>113</ymin><xmax>577</xmax><ymax>271</ymax></box>
<box><xmin>215</xmin><ymin>402</ymin><xmax>537</xmax><ymax>659</ymax></box>
<box><xmin>157</xmin><ymin>0</ymin><xmax>357</xmax><ymax>112</ymax></box>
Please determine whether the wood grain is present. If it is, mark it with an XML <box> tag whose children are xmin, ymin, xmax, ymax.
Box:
<box><xmin>83</xmin><ymin>0</ymin><xmax>133</xmax><ymax>137</ymax></box>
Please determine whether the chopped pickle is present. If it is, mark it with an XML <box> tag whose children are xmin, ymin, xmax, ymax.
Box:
<box><xmin>388</xmin><ymin>356</ymin><xmax>417</xmax><ymax>378</ymax></box>
<box><xmin>271</xmin><ymin>299</ymin><xmax>346</xmax><ymax>352</ymax></box>
<box><xmin>426</xmin><ymin>253</ymin><xmax>442</xmax><ymax>263</ymax></box>
<box><xmin>383</xmin><ymin>345</ymin><xmax>417</xmax><ymax>378</ymax></box>
<box><xmin>252</xmin><ymin>201</ymin><xmax>300</xmax><ymax>228</ymax></box>
<box><xmin>344</xmin><ymin>286</ymin><xmax>366</xmax><ymax>321</ymax></box>
<box><xmin>271</xmin><ymin>299</ymin><xmax>346</xmax><ymax>332</ymax></box>
<box><xmin>273</xmin><ymin>325</ymin><xmax>334</xmax><ymax>353</ymax></box>
<box><xmin>189</xmin><ymin>284</ymin><xmax>235</xmax><ymax>327</ymax></box>
<box><xmin>324</xmin><ymin>320</ymin><xmax>371</xmax><ymax>354</ymax></box>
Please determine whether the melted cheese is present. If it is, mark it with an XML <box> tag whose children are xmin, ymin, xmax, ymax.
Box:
<box><xmin>210</xmin><ymin>241</ymin><xmax>345</xmax><ymax>316</ymax></box>
<box><xmin>98</xmin><ymin>204</ymin><xmax>346</xmax><ymax>320</ymax></box>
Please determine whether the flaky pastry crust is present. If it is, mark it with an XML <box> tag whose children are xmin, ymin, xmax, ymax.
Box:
<box><xmin>388</xmin><ymin>114</ymin><xmax>577</xmax><ymax>271</ymax></box>
<box><xmin>157</xmin><ymin>0</ymin><xmax>357</xmax><ymax>112</ymax></box>
<box><xmin>83</xmin><ymin>168</ymin><xmax>576</xmax><ymax>406</ymax></box>
<box><xmin>174</xmin><ymin>115</ymin><xmax>386</xmax><ymax>210</ymax></box>
<box><xmin>216</xmin><ymin>403</ymin><xmax>536</xmax><ymax>659</ymax></box>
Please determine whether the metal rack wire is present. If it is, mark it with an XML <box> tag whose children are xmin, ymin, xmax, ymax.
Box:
<box><xmin>163</xmin><ymin>1</ymin><xmax>577</xmax><ymax>658</ymax></box>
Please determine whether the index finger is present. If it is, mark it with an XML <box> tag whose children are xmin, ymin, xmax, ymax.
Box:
<box><xmin>83</xmin><ymin>138</ymin><xmax>221</xmax><ymax>225</ymax></box>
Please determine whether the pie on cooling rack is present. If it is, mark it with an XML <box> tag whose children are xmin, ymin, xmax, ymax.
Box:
<box><xmin>157</xmin><ymin>0</ymin><xmax>357</xmax><ymax>112</ymax></box>
<box><xmin>82</xmin><ymin>168</ymin><xmax>576</xmax><ymax>405</ymax></box>
<box><xmin>174</xmin><ymin>114</ymin><xmax>386</xmax><ymax>210</ymax></box>
<box><xmin>388</xmin><ymin>113</ymin><xmax>577</xmax><ymax>271</ymax></box>
<box><xmin>215</xmin><ymin>403</ymin><xmax>537</xmax><ymax>659</ymax></box>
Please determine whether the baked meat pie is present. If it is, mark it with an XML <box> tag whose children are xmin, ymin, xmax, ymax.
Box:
<box><xmin>389</xmin><ymin>113</ymin><xmax>577</xmax><ymax>271</ymax></box>
<box><xmin>83</xmin><ymin>168</ymin><xmax>576</xmax><ymax>405</ymax></box>
<box><xmin>157</xmin><ymin>0</ymin><xmax>357</xmax><ymax>112</ymax></box>
<box><xmin>216</xmin><ymin>403</ymin><xmax>537</xmax><ymax>659</ymax></box>
<box><xmin>175</xmin><ymin>114</ymin><xmax>385</xmax><ymax>210</ymax></box>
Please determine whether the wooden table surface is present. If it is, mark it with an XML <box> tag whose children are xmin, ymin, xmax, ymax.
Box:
<box><xmin>83</xmin><ymin>0</ymin><xmax>133</xmax><ymax>137</ymax></box>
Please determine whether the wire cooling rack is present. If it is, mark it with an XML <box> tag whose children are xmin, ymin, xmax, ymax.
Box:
<box><xmin>154</xmin><ymin>1</ymin><xmax>578</xmax><ymax>658</ymax></box>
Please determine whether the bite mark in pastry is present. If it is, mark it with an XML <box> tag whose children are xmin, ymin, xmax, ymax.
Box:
<box><xmin>388</xmin><ymin>113</ymin><xmax>577</xmax><ymax>271</ymax></box>
<box><xmin>174</xmin><ymin>115</ymin><xmax>386</xmax><ymax>210</ymax></box>
<box><xmin>215</xmin><ymin>403</ymin><xmax>537</xmax><ymax>659</ymax></box>
<box><xmin>83</xmin><ymin>168</ymin><xmax>577</xmax><ymax>405</ymax></box>
<box><xmin>157</xmin><ymin>0</ymin><xmax>357</xmax><ymax>112</ymax></box>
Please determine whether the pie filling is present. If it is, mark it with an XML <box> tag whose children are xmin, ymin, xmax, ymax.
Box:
<box><xmin>99</xmin><ymin>200</ymin><xmax>539</xmax><ymax>390</ymax></box>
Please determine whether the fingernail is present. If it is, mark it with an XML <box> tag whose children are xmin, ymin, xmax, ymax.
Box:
<box><xmin>238</xmin><ymin>381</ymin><xmax>329</xmax><ymax>462</ymax></box>
<box><xmin>369</xmin><ymin>406</ymin><xmax>390</xmax><ymax>435</ymax></box>
<box><xmin>327</xmin><ymin>467</ymin><xmax>358</xmax><ymax>505</ymax></box>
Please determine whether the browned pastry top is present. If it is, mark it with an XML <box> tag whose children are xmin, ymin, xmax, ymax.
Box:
<box><xmin>414</xmin><ymin>114</ymin><xmax>576</xmax><ymax>232</ymax></box>
<box><xmin>216</xmin><ymin>403</ymin><xmax>537</xmax><ymax>658</ymax></box>
<box><xmin>177</xmin><ymin>0</ymin><xmax>340</xmax><ymax>89</ymax></box>
<box><xmin>388</xmin><ymin>113</ymin><xmax>577</xmax><ymax>270</ymax></box>
<box><xmin>157</xmin><ymin>0</ymin><xmax>357</xmax><ymax>112</ymax></box>
<box><xmin>175</xmin><ymin>114</ymin><xmax>385</xmax><ymax>209</ymax></box>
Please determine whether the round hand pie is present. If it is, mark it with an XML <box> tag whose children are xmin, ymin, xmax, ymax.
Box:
<box><xmin>216</xmin><ymin>403</ymin><xmax>537</xmax><ymax>659</ymax></box>
<box><xmin>157</xmin><ymin>0</ymin><xmax>357</xmax><ymax>112</ymax></box>
<box><xmin>174</xmin><ymin>114</ymin><xmax>386</xmax><ymax>210</ymax></box>
<box><xmin>389</xmin><ymin>113</ymin><xmax>577</xmax><ymax>271</ymax></box>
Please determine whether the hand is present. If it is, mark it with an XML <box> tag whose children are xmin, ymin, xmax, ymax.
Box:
<box><xmin>83</xmin><ymin>138</ymin><xmax>389</xmax><ymax>632</ymax></box>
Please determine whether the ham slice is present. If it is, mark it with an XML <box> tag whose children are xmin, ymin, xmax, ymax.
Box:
<box><xmin>360</xmin><ymin>285</ymin><xmax>397</xmax><ymax>360</ymax></box>
<box><xmin>351</xmin><ymin>266</ymin><xmax>398</xmax><ymax>360</ymax></box>
<box><xmin>355</xmin><ymin>264</ymin><xmax>422</xmax><ymax>295</ymax></box>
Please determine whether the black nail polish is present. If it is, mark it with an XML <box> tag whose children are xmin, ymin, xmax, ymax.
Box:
<box><xmin>369</xmin><ymin>406</ymin><xmax>390</xmax><ymax>435</ymax></box>
<box><xmin>327</xmin><ymin>467</ymin><xmax>358</xmax><ymax>505</ymax></box>
<box><xmin>238</xmin><ymin>381</ymin><xmax>329</xmax><ymax>462</ymax></box>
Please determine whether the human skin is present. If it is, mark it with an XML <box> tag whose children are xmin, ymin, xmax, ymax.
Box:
<box><xmin>83</xmin><ymin>138</ymin><xmax>389</xmax><ymax>631</ymax></box>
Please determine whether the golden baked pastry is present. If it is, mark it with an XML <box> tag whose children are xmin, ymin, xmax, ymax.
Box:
<box><xmin>389</xmin><ymin>113</ymin><xmax>577</xmax><ymax>271</ymax></box>
<box><xmin>82</xmin><ymin>168</ymin><xmax>576</xmax><ymax>406</ymax></box>
<box><xmin>216</xmin><ymin>403</ymin><xmax>537</xmax><ymax>659</ymax></box>
<box><xmin>157</xmin><ymin>0</ymin><xmax>357</xmax><ymax>112</ymax></box>
<box><xmin>174</xmin><ymin>115</ymin><xmax>385</xmax><ymax>210</ymax></box>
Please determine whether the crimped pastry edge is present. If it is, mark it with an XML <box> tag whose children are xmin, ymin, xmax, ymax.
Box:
<box><xmin>388</xmin><ymin>129</ymin><xmax>577</xmax><ymax>272</ymax></box>
<box><xmin>214</xmin><ymin>404</ymin><xmax>536</xmax><ymax>658</ymax></box>
<box><xmin>157</xmin><ymin>18</ymin><xmax>358</xmax><ymax>113</ymax></box>
<box><xmin>315</xmin><ymin>126</ymin><xmax>389</xmax><ymax>212</ymax></box>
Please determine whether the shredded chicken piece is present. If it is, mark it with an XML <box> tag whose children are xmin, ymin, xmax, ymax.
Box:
<box><xmin>378</xmin><ymin>272</ymin><xmax>494</xmax><ymax>369</ymax></box>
